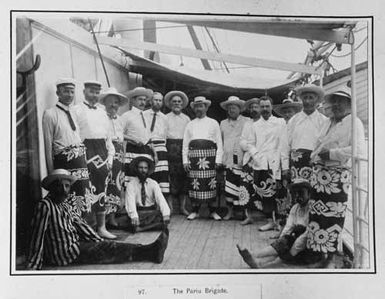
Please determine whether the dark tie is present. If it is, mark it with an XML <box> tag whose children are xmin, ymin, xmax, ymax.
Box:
<box><xmin>150</xmin><ymin>112</ymin><xmax>157</xmax><ymax>132</ymax></box>
<box><xmin>141</xmin><ymin>180</ymin><xmax>146</xmax><ymax>206</ymax></box>
<box><xmin>140</xmin><ymin>111</ymin><xmax>147</xmax><ymax>128</ymax></box>
<box><xmin>84</xmin><ymin>101</ymin><xmax>97</xmax><ymax>109</ymax></box>
<box><xmin>56</xmin><ymin>104</ymin><xmax>76</xmax><ymax>131</ymax></box>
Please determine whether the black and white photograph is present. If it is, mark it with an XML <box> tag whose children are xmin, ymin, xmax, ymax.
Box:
<box><xmin>11</xmin><ymin>11</ymin><xmax>374</xmax><ymax>273</ymax></box>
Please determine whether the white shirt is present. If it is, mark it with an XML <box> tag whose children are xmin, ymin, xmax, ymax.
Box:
<box><xmin>42</xmin><ymin>101</ymin><xmax>83</xmax><ymax>173</ymax></box>
<box><xmin>239</xmin><ymin>118</ymin><xmax>257</xmax><ymax>166</ymax></box>
<box><xmin>287</xmin><ymin>110</ymin><xmax>329</xmax><ymax>151</ymax></box>
<box><xmin>220</xmin><ymin>115</ymin><xmax>249</xmax><ymax>167</ymax></box>
<box><xmin>120</xmin><ymin>106</ymin><xmax>151</xmax><ymax>144</ymax></box>
<box><xmin>241</xmin><ymin>115</ymin><xmax>289</xmax><ymax>179</ymax></box>
<box><xmin>73</xmin><ymin>102</ymin><xmax>115</xmax><ymax>165</ymax></box>
<box><xmin>143</xmin><ymin>109</ymin><xmax>167</xmax><ymax>141</ymax></box>
<box><xmin>311</xmin><ymin>114</ymin><xmax>366</xmax><ymax>167</ymax></box>
<box><xmin>125</xmin><ymin>177</ymin><xmax>171</xmax><ymax>219</ymax></box>
<box><xmin>281</xmin><ymin>202</ymin><xmax>311</xmax><ymax>256</ymax></box>
<box><xmin>165</xmin><ymin>112</ymin><xmax>190</xmax><ymax>139</ymax></box>
<box><xmin>107</xmin><ymin>115</ymin><xmax>124</xmax><ymax>143</ymax></box>
<box><xmin>182</xmin><ymin>116</ymin><xmax>223</xmax><ymax>164</ymax></box>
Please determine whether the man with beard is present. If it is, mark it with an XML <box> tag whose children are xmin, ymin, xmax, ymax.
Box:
<box><xmin>26</xmin><ymin>169</ymin><xmax>169</xmax><ymax>270</ymax></box>
<box><xmin>165</xmin><ymin>91</ymin><xmax>190</xmax><ymax>216</ymax></box>
<box><xmin>120</xmin><ymin>87</ymin><xmax>156</xmax><ymax>182</ymax></box>
<box><xmin>42</xmin><ymin>78</ymin><xmax>92</xmax><ymax>216</ymax></box>
<box><xmin>143</xmin><ymin>92</ymin><xmax>171</xmax><ymax>209</ymax></box>
<box><xmin>73</xmin><ymin>80</ymin><xmax>116</xmax><ymax>239</ymax></box>
<box><xmin>182</xmin><ymin>96</ymin><xmax>223</xmax><ymax>220</ymax></box>
<box><xmin>238</xmin><ymin>98</ymin><xmax>262</xmax><ymax>224</ymax></box>
<box><xmin>309</xmin><ymin>86</ymin><xmax>365</xmax><ymax>266</ymax></box>
<box><xmin>287</xmin><ymin>84</ymin><xmax>328</xmax><ymax>183</ymax></box>
<box><xmin>98</xmin><ymin>87</ymin><xmax>129</xmax><ymax>228</ymax></box>
<box><xmin>219</xmin><ymin>96</ymin><xmax>248</xmax><ymax>220</ymax></box>
<box><xmin>236</xmin><ymin>178</ymin><xmax>320</xmax><ymax>268</ymax></box>
<box><xmin>125</xmin><ymin>156</ymin><xmax>171</xmax><ymax>233</ymax></box>
<box><xmin>240</xmin><ymin>96</ymin><xmax>289</xmax><ymax>231</ymax></box>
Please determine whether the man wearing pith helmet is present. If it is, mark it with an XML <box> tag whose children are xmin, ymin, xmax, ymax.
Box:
<box><xmin>219</xmin><ymin>96</ymin><xmax>249</xmax><ymax>220</ymax></box>
<box><xmin>182</xmin><ymin>96</ymin><xmax>223</xmax><ymax>221</ymax></box>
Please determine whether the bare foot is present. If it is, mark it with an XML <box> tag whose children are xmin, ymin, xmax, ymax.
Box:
<box><xmin>180</xmin><ymin>209</ymin><xmax>190</xmax><ymax>216</ymax></box>
<box><xmin>240</xmin><ymin>217</ymin><xmax>253</xmax><ymax>226</ymax></box>
<box><xmin>223</xmin><ymin>211</ymin><xmax>233</xmax><ymax>221</ymax></box>
<box><xmin>236</xmin><ymin>244</ymin><xmax>259</xmax><ymax>268</ymax></box>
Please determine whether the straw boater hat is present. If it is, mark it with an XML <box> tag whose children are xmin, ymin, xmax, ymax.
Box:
<box><xmin>289</xmin><ymin>178</ymin><xmax>312</xmax><ymax>191</ymax></box>
<box><xmin>244</xmin><ymin>98</ymin><xmax>260</xmax><ymax>111</ymax></box>
<box><xmin>98</xmin><ymin>87</ymin><xmax>129</xmax><ymax>106</ymax></box>
<box><xmin>55</xmin><ymin>78</ymin><xmax>76</xmax><ymax>88</ymax></box>
<box><xmin>41</xmin><ymin>169</ymin><xmax>77</xmax><ymax>190</ymax></box>
<box><xmin>220</xmin><ymin>96</ymin><xmax>246</xmax><ymax>111</ymax></box>
<box><xmin>127</xmin><ymin>87</ymin><xmax>154</xmax><ymax>100</ymax></box>
<box><xmin>324</xmin><ymin>85</ymin><xmax>351</xmax><ymax>102</ymax></box>
<box><xmin>129</xmin><ymin>156</ymin><xmax>155</xmax><ymax>176</ymax></box>
<box><xmin>273</xmin><ymin>98</ymin><xmax>303</xmax><ymax>116</ymax></box>
<box><xmin>190</xmin><ymin>96</ymin><xmax>211</xmax><ymax>109</ymax></box>
<box><xmin>294</xmin><ymin>84</ymin><xmax>325</xmax><ymax>101</ymax></box>
<box><xmin>84</xmin><ymin>80</ymin><xmax>102</xmax><ymax>89</ymax></box>
<box><xmin>164</xmin><ymin>90</ymin><xmax>189</xmax><ymax>109</ymax></box>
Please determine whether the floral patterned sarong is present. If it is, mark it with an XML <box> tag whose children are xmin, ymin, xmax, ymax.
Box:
<box><xmin>307</xmin><ymin>164</ymin><xmax>351</xmax><ymax>253</ymax></box>
<box><xmin>187</xmin><ymin>139</ymin><xmax>217</xmax><ymax>204</ymax></box>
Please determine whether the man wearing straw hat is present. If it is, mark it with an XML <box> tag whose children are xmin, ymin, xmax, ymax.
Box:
<box><xmin>125</xmin><ymin>156</ymin><xmax>171</xmax><ymax>233</ymax></box>
<box><xmin>287</xmin><ymin>84</ymin><xmax>328</xmax><ymax>183</ymax></box>
<box><xmin>73</xmin><ymin>80</ymin><xmax>116</xmax><ymax>240</ymax></box>
<box><xmin>120</xmin><ymin>87</ymin><xmax>156</xmax><ymax>182</ymax></box>
<box><xmin>42</xmin><ymin>78</ymin><xmax>92</xmax><ymax>219</ymax></box>
<box><xmin>26</xmin><ymin>169</ymin><xmax>169</xmax><ymax>270</ymax></box>
<box><xmin>164</xmin><ymin>90</ymin><xmax>191</xmax><ymax>216</ymax></box>
<box><xmin>182</xmin><ymin>96</ymin><xmax>223</xmax><ymax>220</ymax></box>
<box><xmin>143</xmin><ymin>92</ymin><xmax>171</xmax><ymax>206</ymax></box>
<box><xmin>273</xmin><ymin>98</ymin><xmax>303</xmax><ymax>124</ymax></box>
<box><xmin>219</xmin><ymin>96</ymin><xmax>249</xmax><ymax>220</ymax></box>
<box><xmin>99</xmin><ymin>87</ymin><xmax>129</xmax><ymax>229</ymax></box>
<box><xmin>308</xmin><ymin>85</ymin><xmax>365</xmax><ymax>265</ymax></box>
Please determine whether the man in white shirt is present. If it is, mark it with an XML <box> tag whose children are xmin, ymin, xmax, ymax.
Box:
<box><xmin>165</xmin><ymin>91</ymin><xmax>190</xmax><ymax>216</ymax></box>
<box><xmin>120</xmin><ymin>87</ymin><xmax>156</xmax><ymax>182</ymax></box>
<box><xmin>125</xmin><ymin>156</ymin><xmax>171</xmax><ymax>233</ymax></box>
<box><xmin>237</xmin><ymin>178</ymin><xmax>322</xmax><ymax>268</ymax></box>
<box><xmin>73</xmin><ymin>80</ymin><xmax>116</xmax><ymax>239</ymax></box>
<box><xmin>219</xmin><ymin>96</ymin><xmax>248</xmax><ymax>220</ymax></box>
<box><xmin>143</xmin><ymin>92</ymin><xmax>171</xmax><ymax>200</ymax></box>
<box><xmin>240</xmin><ymin>96</ymin><xmax>290</xmax><ymax>231</ymax></box>
<box><xmin>307</xmin><ymin>86</ymin><xmax>366</xmax><ymax>262</ymax></box>
<box><xmin>183</xmin><ymin>96</ymin><xmax>224</xmax><ymax>220</ymax></box>
<box><xmin>42</xmin><ymin>78</ymin><xmax>92</xmax><ymax>217</ymax></box>
<box><xmin>287</xmin><ymin>84</ymin><xmax>328</xmax><ymax>182</ymax></box>
<box><xmin>99</xmin><ymin>87</ymin><xmax>129</xmax><ymax>228</ymax></box>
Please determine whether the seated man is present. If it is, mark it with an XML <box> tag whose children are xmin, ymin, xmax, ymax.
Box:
<box><xmin>236</xmin><ymin>178</ymin><xmax>322</xmax><ymax>268</ymax></box>
<box><xmin>26</xmin><ymin>169</ymin><xmax>169</xmax><ymax>270</ymax></box>
<box><xmin>125</xmin><ymin>156</ymin><xmax>171</xmax><ymax>233</ymax></box>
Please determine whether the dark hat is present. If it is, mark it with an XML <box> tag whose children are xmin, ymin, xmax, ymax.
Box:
<box><xmin>41</xmin><ymin>169</ymin><xmax>77</xmax><ymax>190</ymax></box>
<box><xmin>129</xmin><ymin>156</ymin><xmax>155</xmax><ymax>175</ymax></box>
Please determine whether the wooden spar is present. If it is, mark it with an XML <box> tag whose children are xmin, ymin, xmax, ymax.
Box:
<box><xmin>187</xmin><ymin>25</ymin><xmax>212</xmax><ymax>70</ymax></box>
<box><xmin>97</xmin><ymin>36</ymin><xmax>322</xmax><ymax>75</ymax></box>
<box><xmin>88</xmin><ymin>19</ymin><xmax>111</xmax><ymax>87</ymax></box>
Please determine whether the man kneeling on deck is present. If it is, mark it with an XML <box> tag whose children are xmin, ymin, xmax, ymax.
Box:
<box><xmin>237</xmin><ymin>178</ymin><xmax>322</xmax><ymax>268</ymax></box>
<box><xmin>125</xmin><ymin>156</ymin><xmax>171</xmax><ymax>233</ymax></box>
<box><xmin>26</xmin><ymin>169</ymin><xmax>169</xmax><ymax>270</ymax></box>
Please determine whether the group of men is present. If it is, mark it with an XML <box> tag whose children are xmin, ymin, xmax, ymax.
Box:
<box><xmin>27</xmin><ymin>77</ymin><xmax>365</xmax><ymax>269</ymax></box>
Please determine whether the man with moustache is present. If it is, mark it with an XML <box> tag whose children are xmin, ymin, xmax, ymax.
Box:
<box><xmin>120</xmin><ymin>87</ymin><xmax>156</xmax><ymax>182</ymax></box>
<box><xmin>219</xmin><ymin>96</ymin><xmax>248</xmax><ymax>220</ymax></box>
<box><xmin>73</xmin><ymin>80</ymin><xmax>116</xmax><ymax>239</ymax></box>
<box><xmin>240</xmin><ymin>96</ymin><xmax>289</xmax><ymax>231</ymax></box>
<box><xmin>42</xmin><ymin>78</ymin><xmax>92</xmax><ymax>218</ymax></box>
<box><xmin>165</xmin><ymin>91</ymin><xmax>190</xmax><ymax>216</ymax></box>
<box><xmin>26</xmin><ymin>169</ymin><xmax>169</xmax><ymax>270</ymax></box>
<box><xmin>143</xmin><ymin>92</ymin><xmax>171</xmax><ymax>208</ymax></box>
<box><xmin>182</xmin><ymin>96</ymin><xmax>223</xmax><ymax>220</ymax></box>
<box><xmin>98</xmin><ymin>87</ymin><xmax>129</xmax><ymax>228</ymax></box>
